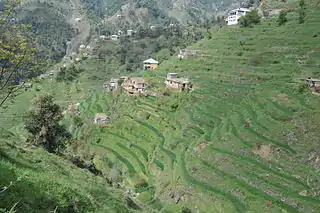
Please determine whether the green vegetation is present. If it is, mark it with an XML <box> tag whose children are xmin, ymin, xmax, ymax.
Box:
<box><xmin>1</xmin><ymin>0</ymin><xmax>320</xmax><ymax>213</ymax></box>
<box><xmin>298</xmin><ymin>0</ymin><xmax>307</xmax><ymax>23</ymax></box>
<box><xmin>278</xmin><ymin>11</ymin><xmax>288</xmax><ymax>25</ymax></box>
<box><xmin>24</xmin><ymin>94</ymin><xmax>70</xmax><ymax>153</ymax></box>
<box><xmin>239</xmin><ymin>10</ymin><xmax>261</xmax><ymax>28</ymax></box>
<box><xmin>0</xmin><ymin>0</ymin><xmax>44</xmax><ymax>107</ymax></box>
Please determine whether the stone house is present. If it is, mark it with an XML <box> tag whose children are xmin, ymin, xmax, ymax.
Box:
<box><xmin>178</xmin><ymin>49</ymin><xmax>199</xmax><ymax>59</ymax></box>
<box><xmin>93</xmin><ymin>113</ymin><xmax>110</xmax><ymax>125</ymax></box>
<box><xmin>104</xmin><ymin>78</ymin><xmax>119</xmax><ymax>92</ymax></box>
<box><xmin>164</xmin><ymin>73</ymin><xmax>193</xmax><ymax>92</ymax></box>
<box><xmin>122</xmin><ymin>77</ymin><xmax>148</xmax><ymax>96</ymax></box>
<box><xmin>305</xmin><ymin>78</ymin><xmax>320</xmax><ymax>93</ymax></box>
<box><xmin>68</xmin><ymin>103</ymin><xmax>80</xmax><ymax>115</ymax></box>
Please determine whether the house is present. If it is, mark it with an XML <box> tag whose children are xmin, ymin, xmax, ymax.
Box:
<box><xmin>104</xmin><ymin>78</ymin><xmax>119</xmax><ymax>92</ymax></box>
<box><xmin>164</xmin><ymin>73</ymin><xmax>193</xmax><ymax>92</ymax></box>
<box><xmin>305</xmin><ymin>78</ymin><xmax>320</xmax><ymax>93</ymax></box>
<box><xmin>75</xmin><ymin>18</ymin><xmax>81</xmax><ymax>22</ymax></box>
<box><xmin>68</xmin><ymin>103</ymin><xmax>80</xmax><ymax>115</ymax></box>
<box><xmin>110</xmin><ymin>35</ymin><xmax>119</xmax><ymax>41</ymax></box>
<box><xmin>93</xmin><ymin>113</ymin><xmax>110</xmax><ymax>125</ymax></box>
<box><xmin>226</xmin><ymin>8</ymin><xmax>251</xmax><ymax>25</ymax></box>
<box><xmin>99</xmin><ymin>35</ymin><xmax>108</xmax><ymax>40</ymax></box>
<box><xmin>118</xmin><ymin>30</ymin><xmax>123</xmax><ymax>35</ymax></box>
<box><xmin>143</xmin><ymin>58</ymin><xmax>159</xmax><ymax>70</ymax></box>
<box><xmin>20</xmin><ymin>82</ymin><xmax>33</xmax><ymax>88</ymax></box>
<box><xmin>150</xmin><ymin>25</ymin><xmax>155</xmax><ymax>30</ymax></box>
<box><xmin>178</xmin><ymin>49</ymin><xmax>199</xmax><ymax>59</ymax></box>
<box><xmin>122</xmin><ymin>77</ymin><xmax>148</xmax><ymax>96</ymax></box>
<box><xmin>127</xmin><ymin>29</ymin><xmax>134</xmax><ymax>36</ymax></box>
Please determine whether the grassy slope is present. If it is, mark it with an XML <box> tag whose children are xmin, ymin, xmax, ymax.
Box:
<box><xmin>1</xmin><ymin>1</ymin><xmax>320</xmax><ymax>213</ymax></box>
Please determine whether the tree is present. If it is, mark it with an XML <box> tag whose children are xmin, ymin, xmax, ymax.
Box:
<box><xmin>277</xmin><ymin>11</ymin><xmax>288</xmax><ymax>26</ymax></box>
<box><xmin>24</xmin><ymin>94</ymin><xmax>71</xmax><ymax>153</ymax></box>
<box><xmin>239</xmin><ymin>10</ymin><xmax>261</xmax><ymax>28</ymax></box>
<box><xmin>155</xmin><ymin>48</ymin><xmax>171</xmax><ymax>61</ymax></box>
<box><xmin>247</xmin><ymin>0</ymin><xmax>255</xmax><ymax>8</ymax></box>
<box><xmin>298</xmin><ymin>0</ymin><xmax>307</xmax><ymax>24</ymax></box>
<box><xmin>206</xmin><ymin>30</ymin><xmax>212</xmax><ymax>39</ymax></box>
<box><xmin>0</xmin><ymin>0</ymin><xmax>44</xmax><ymax>107</ymax></box>
<box><xmin>181</xmin><ymin>207</ymin><xmax>192</xmax><ymax>213</ymax></box>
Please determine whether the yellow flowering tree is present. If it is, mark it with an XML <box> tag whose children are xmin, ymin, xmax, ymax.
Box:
<box><xmin>0</xmin><ymin>0</ymin><xmax>44</xmax><ymax>107</ymax></box>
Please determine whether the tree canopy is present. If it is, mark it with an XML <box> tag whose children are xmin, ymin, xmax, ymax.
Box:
<box><xmin>24</xmin><ymin>94</ymin><xmax>71</xmax><ymax>153</ymax></box>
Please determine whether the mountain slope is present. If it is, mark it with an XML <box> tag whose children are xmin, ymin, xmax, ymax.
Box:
<box><xmin>16</xmin><ymin>0</ymin><xmax>248</xmax><ymax>62</ymax></box>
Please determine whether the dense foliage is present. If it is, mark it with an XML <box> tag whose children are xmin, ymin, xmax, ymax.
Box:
<box><xmin>18</xmin><ymin>1</ymin><xmax>75</xmax><ymax>61</ymax></box>
<box><xmin>24</xmin><ymin>94</ymin><xmax>70</xmax><ymax>153</ymax></box>
<box><xmin>239</xmin><ymin>10</ymin><xmax>261</xmax><ymax>28</ymax></box>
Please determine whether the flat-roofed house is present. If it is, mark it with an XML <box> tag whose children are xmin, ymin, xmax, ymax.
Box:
<box><xmin>164</xmin><ymin>73</ymin><xmax>193</xmax><ymax>92</ymax></box>
<box><xmin>227</xmin><ymin>8</ymin><xmax>251</xmax><ymax>25</ymax></box>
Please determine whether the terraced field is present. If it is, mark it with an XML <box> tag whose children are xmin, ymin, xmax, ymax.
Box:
<box><xmin>63</xmin><ymin>6</ymin><xmax>320</xmax><ymax>213</ymax></box>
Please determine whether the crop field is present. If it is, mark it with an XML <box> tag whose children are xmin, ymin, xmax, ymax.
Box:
<box><xmin>1</xmin><ymin>3</ymin><xmax>320</xmax><ymax>213</ymax></box>
<box><xmin>62</xmin><ymin>7</ymin><xmax>320</xmax><ymax>212</ymax></box>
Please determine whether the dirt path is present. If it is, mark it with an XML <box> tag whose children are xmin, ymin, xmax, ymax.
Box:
<box><xmin>65</xmin><ymin>0</ymin><xmax>91</xmax><ymax>56</ymax></box>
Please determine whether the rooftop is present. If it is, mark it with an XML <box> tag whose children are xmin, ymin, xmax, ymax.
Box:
<box><xmin>143</xmin><ymin>58</ymin><xmax>159</xmax><ymax>64</ymax></box>
<box><xmin>167</xmin><ymin>77</ymin><xmax>190</xmax><ymax>84</ymax></box>
<box><xmin>125</xmin><ymin>77</ymin><xmax>146</xmax><ymax>84</ymax></box>
<box><xmin>229</xmin><ymin>8</ymin><xmax>251</xmax><ymax>13</ymax></box>
<box><xmin>95</xmin><ymin>113</ymin><xmax>108</xmax><ymax>119</ymax></box>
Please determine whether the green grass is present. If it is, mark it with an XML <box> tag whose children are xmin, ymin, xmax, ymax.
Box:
<box><xmin>1</xmin><ymin>1</ymin><xmax>320</xmax><ymax>212</ymax></box>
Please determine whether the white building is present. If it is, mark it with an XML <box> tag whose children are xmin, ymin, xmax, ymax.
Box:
<box><xmin>127</xmin><ymin>29</ymin><xmax>133</xmax><ymax>36</ymax></box>
<box><xmin>110</xmin><ymin>35</ymin><xmax>119</xmax><ymax>41</ymax></box>
<box><xmin>227</xmin><ymin>8</ymin><xmax>251</xmax><ymax>25</ymax></box>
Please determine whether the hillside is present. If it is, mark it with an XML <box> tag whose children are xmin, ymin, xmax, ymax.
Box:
<box><xmin>1</xmin><ymin>0</ymin><xmax>320</xmax><ymax>213</ymax></box>
<box><xmin>16</xmin><ymin>0</ymin><xmax>249</xmax><ymax>62</ymax></box>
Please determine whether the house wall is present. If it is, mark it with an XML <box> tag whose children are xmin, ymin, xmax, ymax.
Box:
<box><xmin>144</xmin><ymin>63</ymin><xmax>158</xmax><ymax>70</ymax></box>
<box><xmin>227</xmin><ymin>11</ymin><xmax>248</xmax><ymax>25</ymax></box>
<box><xmin>165</xmin><ymin>80</ymin><xmax>180</xmax><ymax>89</ymax></box>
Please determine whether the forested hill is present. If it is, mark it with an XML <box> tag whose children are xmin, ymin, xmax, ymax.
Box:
<box><xmin>16</xmin><ymin>0</ymin><xmax>252</xmax><ymax>62</ymax></box>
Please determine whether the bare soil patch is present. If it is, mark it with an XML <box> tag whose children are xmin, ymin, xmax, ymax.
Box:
<box><xmin>252</xmin><ymin>143</ymin><xmax>273</xmax><ymax>160</ymax></box>
<box><xmin>198</xmin><ymin>141</ymin><xmax>211</xmax><ymax>150</ymax></box>
<box><xmin>273</xmin><ymin>93</ymin><xmax>292</xmax><ymax>102</ymax></box>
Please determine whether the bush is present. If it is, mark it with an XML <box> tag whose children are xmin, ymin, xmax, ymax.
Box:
<box><xmin>278</xmin><ymin>11</ymin><xmax>288</xmax><ymax>26</ymax></box>
<box><xmin>239</xmin><ymin>10</ymin><xmax>261</xmax><ymax>28</ymax></box>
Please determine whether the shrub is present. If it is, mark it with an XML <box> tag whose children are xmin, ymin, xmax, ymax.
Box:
<box><xmin>239</xmin><ymin>10</ymin><xmax>261</xmax><ymax>28</ymax></box>
<box><xmin>278</xmin><ymin>11</ymin><xmax>288</xmax><ymax>26</ymax></box>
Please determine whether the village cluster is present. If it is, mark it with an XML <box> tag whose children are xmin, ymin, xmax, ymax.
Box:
<box><xmin>28</xmin><ymin>8</ymin><xmax>320</xmax><ymax>128</ymax></box>
<box><xmin>65</xmin><ymin>52</ymin><xmax>198</xmax><ymax>126</ymax></box>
